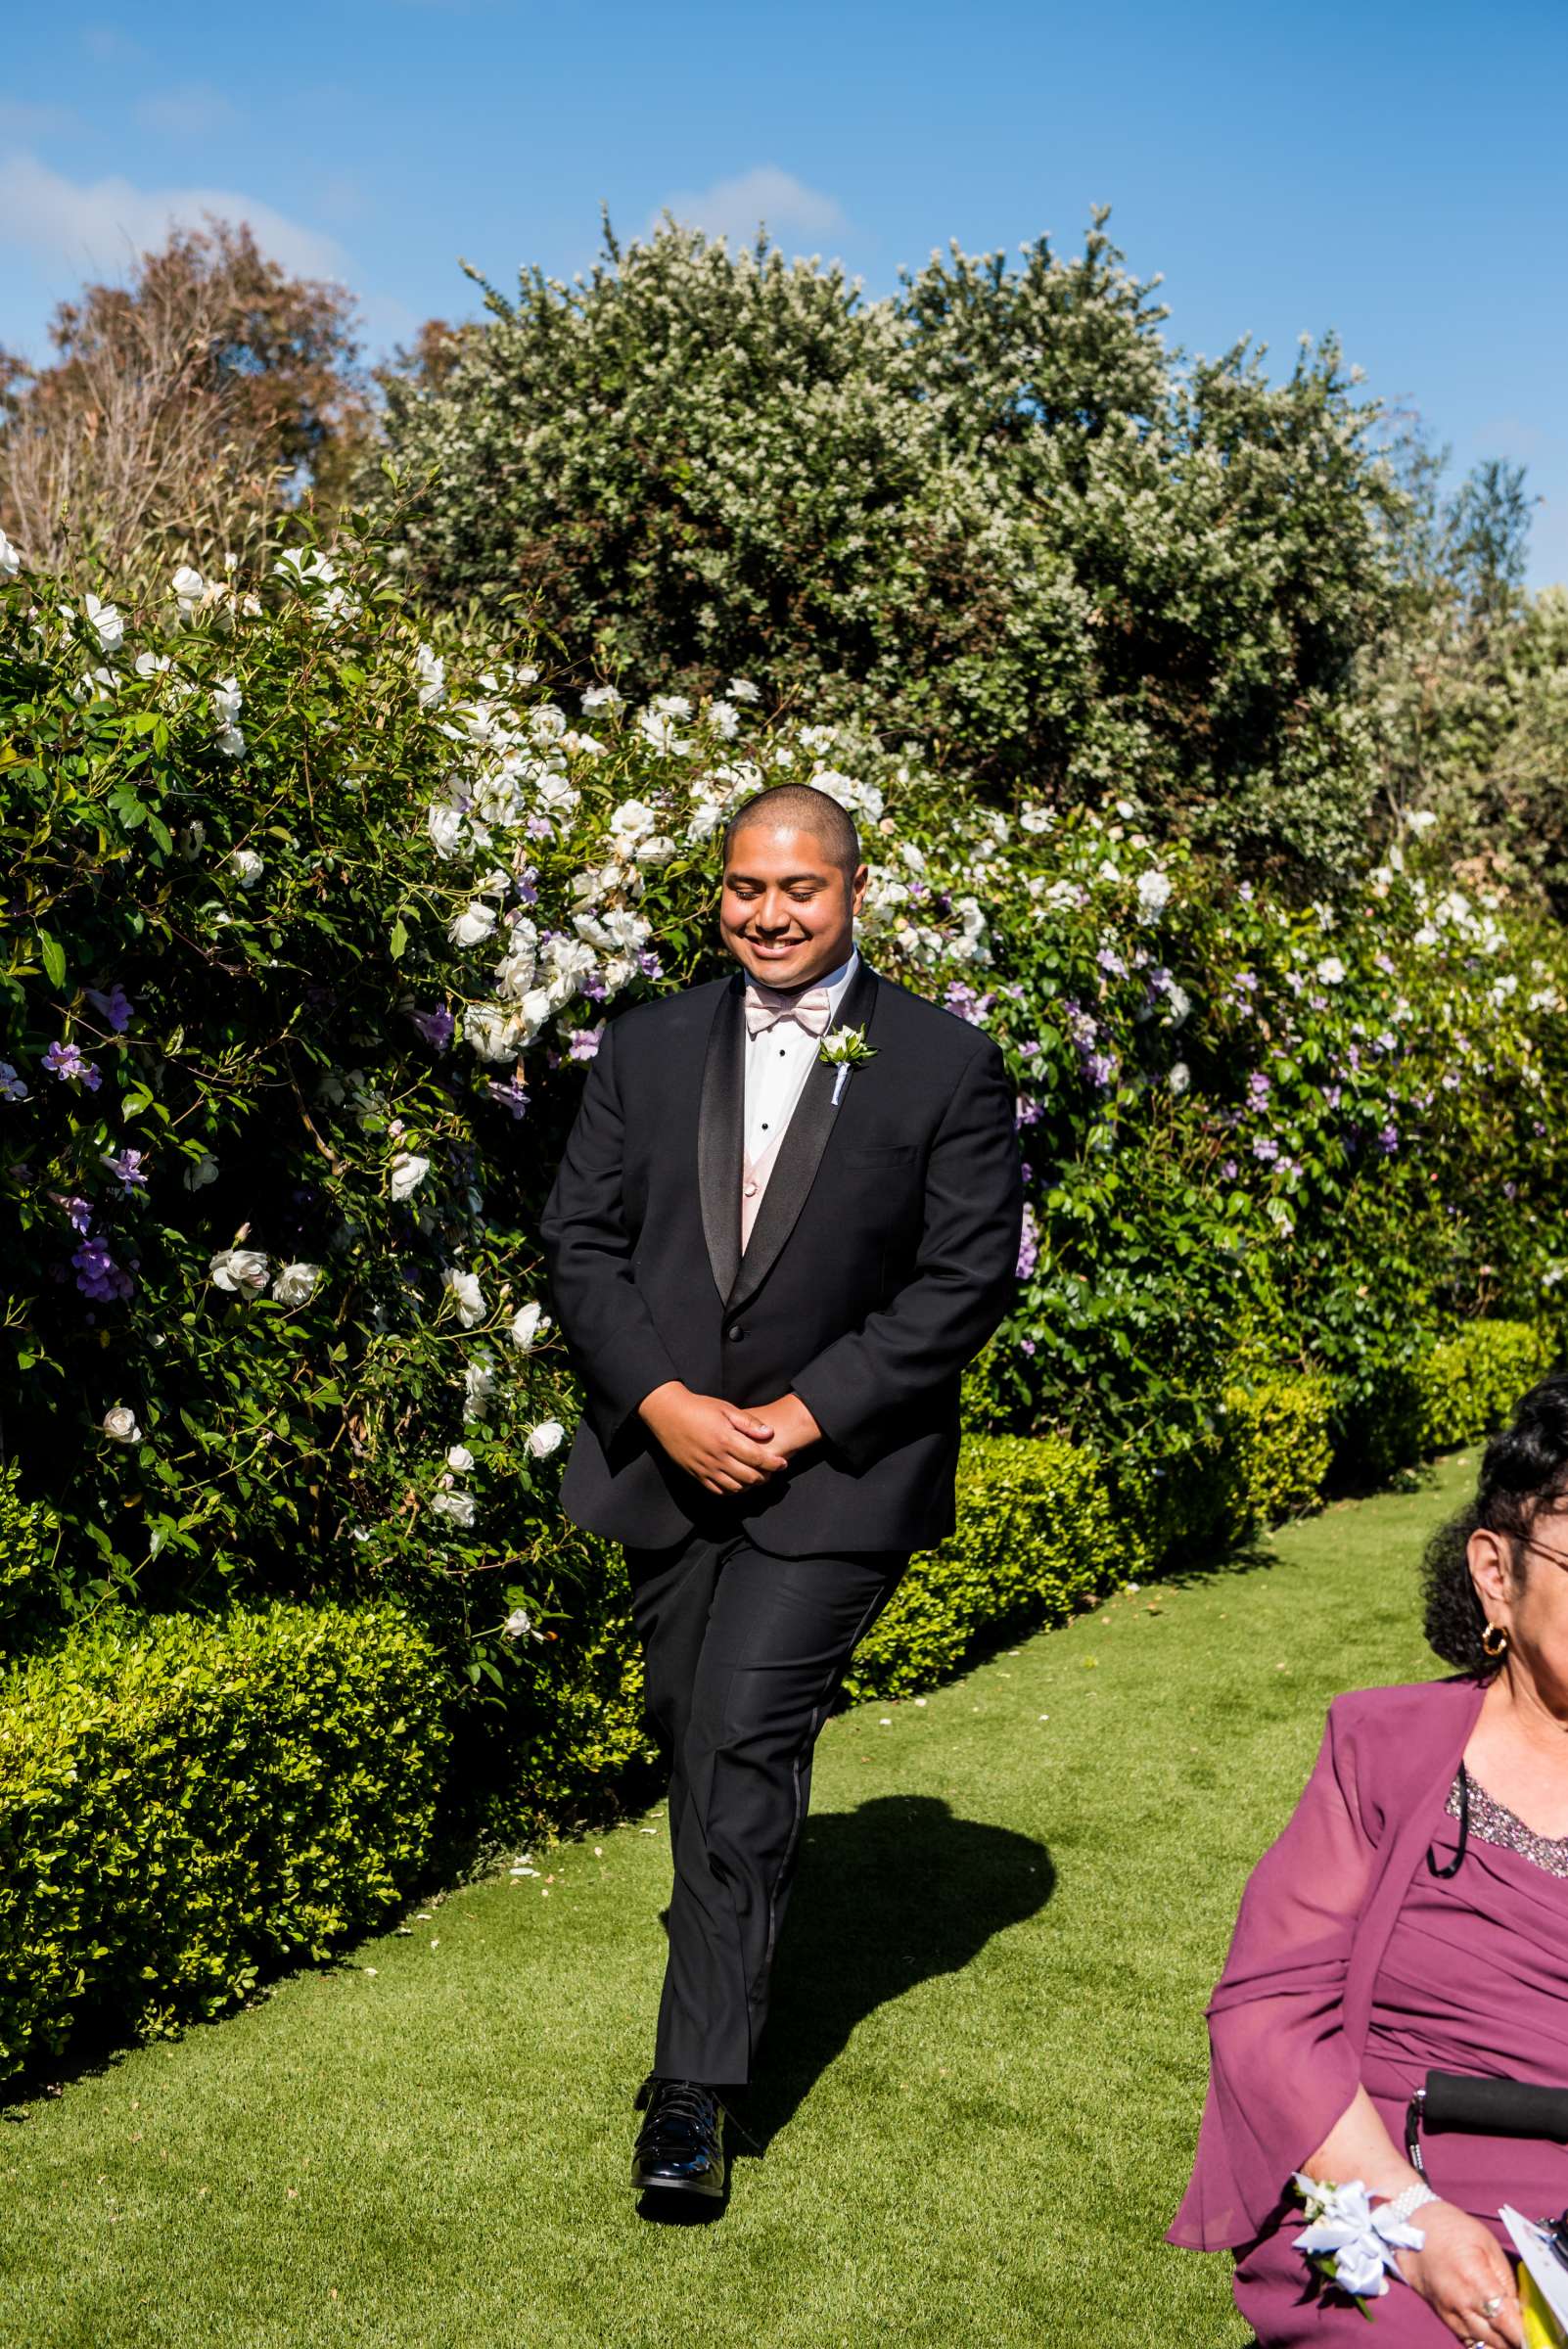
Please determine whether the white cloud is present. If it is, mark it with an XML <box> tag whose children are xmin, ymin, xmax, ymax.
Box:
<box><xmin>655</xmin><ymin>164</ymin><xmax>847</xmax><ymax>251</ymax></box>
<box><xmin>0</xmin><ymin>152</ymin><xmax>346</xmax><ymax>284</ymax></box>
<box><xmin>134</xmin><ymin>83</ymin><xmax>238</xmax><ymax>140</ymax></box>
<box><xmin>0</xmin><ymin>98</ymin><xmax>81</xmax><ymax>139</ymax></box>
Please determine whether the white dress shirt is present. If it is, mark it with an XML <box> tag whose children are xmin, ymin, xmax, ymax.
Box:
<box><xmin>741</xmin><ymin>950</ymin><xmax>858</xmax><ymax>1243</ymax></box>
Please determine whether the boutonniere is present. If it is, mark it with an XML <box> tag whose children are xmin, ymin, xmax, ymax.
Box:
<box><xmin>819</xmin><ymin>1025</ymin><xmax>876</xmax><ymax>1106</ymax></box>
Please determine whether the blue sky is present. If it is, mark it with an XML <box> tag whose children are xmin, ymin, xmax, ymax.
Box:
<box><xmin>3</xmin><ymin>0</ymin><xmax>1565</xmax><ymax>580</ymax></box>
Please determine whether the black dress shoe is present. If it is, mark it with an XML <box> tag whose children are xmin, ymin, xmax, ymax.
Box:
<box><xmin>630</xmin><ymin>2078</ymin><xmax>727</xmax><ymax>2200</ymax></box>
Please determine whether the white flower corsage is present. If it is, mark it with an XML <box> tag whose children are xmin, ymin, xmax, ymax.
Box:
<box><xmin>819</xmin><ymin>1024</ymin><xmax>876</xmax><ymax>1105</ymax></box>
<box><xmin>1292</xmin><ymin>2175</ymin><xmax>1426</xmax><ymax>2312</ymax></box>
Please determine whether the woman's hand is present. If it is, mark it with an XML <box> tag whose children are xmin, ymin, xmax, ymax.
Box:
<box><xmin>1398</xmin><ymin>2201</ymin><xmax>1523</xmax><ymax>2347</ymax></box>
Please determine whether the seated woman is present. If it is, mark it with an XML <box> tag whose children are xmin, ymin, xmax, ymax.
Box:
<box><xmin>1170</xmin><ymin>1374</ymin><xmax>1568</xmax><ymax>2349</ymax></box>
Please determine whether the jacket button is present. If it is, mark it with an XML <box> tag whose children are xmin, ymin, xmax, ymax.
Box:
<box><xmin>726</xmin><ymin>1323</ymin><xmax>744</xmax><ymax>1342</ymax></box>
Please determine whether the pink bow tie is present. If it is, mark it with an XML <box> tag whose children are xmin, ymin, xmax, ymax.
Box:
<box><xmin>745</xmin><ymin>984</ymin><xmax>832</xmax><ymax>1037</ymax></box>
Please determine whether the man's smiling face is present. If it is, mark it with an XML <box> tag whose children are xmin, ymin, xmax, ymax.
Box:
<box><xmin>718</xmin><ymin>822</ymin><xmax>868</xmax><ymax>990</ymax></box>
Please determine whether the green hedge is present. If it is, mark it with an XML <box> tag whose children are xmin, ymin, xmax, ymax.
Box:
<box><xmin>844</xmin><ymin>1435</ymin><xmax>1125</xmax><ymax>1702</ymax></box>
<box><xmin>1414</xmin><ymin>1319</ymin><xmax>1555</xmax><ymax>1454</ymax></box>
<box><xmin>0</xmin><ymin>1600</ymin><xmax>448</xmax><ymax>2084</ymax></box>
<box><xmin>1222</xmin><ymin>1372</ymin><xmax>1337</xmax><ymax>1533</ymax></box>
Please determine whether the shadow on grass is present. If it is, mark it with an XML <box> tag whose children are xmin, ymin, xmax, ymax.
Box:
<box><xmin>737</xmin><ymin>1793</ymin><xmax>1053</xmax><ymax>2156</ymax></box>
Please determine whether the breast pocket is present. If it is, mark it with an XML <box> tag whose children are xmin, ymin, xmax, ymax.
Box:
<box><xmin>843</xmin><ymin>1144</ymin><xmax>919</xmax><ymax>1169</ymax></box>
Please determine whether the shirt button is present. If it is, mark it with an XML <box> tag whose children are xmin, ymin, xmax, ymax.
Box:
<box><xmin>726</xmin><ymin>1324</ymin><xmax>744</xmax><ymax>1342</ymax></box>
<box><xmin>743</xmin><ymin>1178</ymin><xmax>759</xmax><ymax>1197</ymax></box>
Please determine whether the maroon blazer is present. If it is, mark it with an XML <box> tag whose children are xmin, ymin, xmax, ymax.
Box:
<box><xmin>1169</xmin><ymin>1675</ymin><xmax>1487</xmax><ymax>2252</ymax></box>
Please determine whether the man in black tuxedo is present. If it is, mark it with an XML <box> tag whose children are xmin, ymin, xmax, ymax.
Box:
<box><xmin>540</xmin><ymin>781</ymin><xmax>1022</xmax><ymax>2207</ymax></box>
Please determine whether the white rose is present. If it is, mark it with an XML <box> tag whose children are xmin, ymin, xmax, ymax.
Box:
<box><xmin>427</xmin><ymin>803</ymin><xmax>465</xmax><ymax>858</ymax></box>
<box><xmin>1406</xmin><ymin>808</ymin><xmax>1438</xmax><ymax>836</ymax></box>
<box><xmin>502</xmin><ymin>1606</ymin><xmax>539</xmax><ymax>1641</ymax></box>
<box><xmin>0</xmin><ymin>529</ymin><xmax>21</xmax><ymax>578</ymax></box>
<box><xmin>1168</xmin><ymin>1061</ymin><xmax>1191</xmax><ymax>1095</ymax></box>
<box><xmin>1135</xmin><ymin>869</ymin><xmax>1173</xmax><ymax>921</ymax></box>
<box><xmin>509</xmin><ymin>1301</ymin><xmax>551</xmax><ymax>1353</ymax></box>
<box><xmin>390</xmin><ymin>1151</ymin><xmax>431</xmax><ymax>1202</ymax></box>
<box><xmin>608</xmin><ymin>797</ymin><xmax>658</xmax><ymax>843</ymax></box>
<box><xmin>171</xmin><ymin>564</ymin><xmax>205</xmax><ymax>613</ymax></box>
<box><xmin>272</xmin><ymin>1261</ymin><xmax>321</xmax><ymax>1309</ymax></box>
<box><xmin>463</xmin><ymin>1001</ymin><xmax>519</xmax><ymax>1062</ymax></box>
<box><xmin>209</xmin><ymin>1246</ymin><xmax>270</xmax><ymax>1297</ymax></box>
<box><xmin>85</xmin><ymin>592</ymin><xmax>123</xmax><ymax>655</ymax></box>
<box><xmin>229</xmin><ymin>848</ymin><xmax>264</xmax><ymax>887</ymax></box>
<box><xmin>1315</xmin><ymin>955</ymin><xmax>1346</xmax><ymax>986</ymax></box>
<box><xmin>431</xmin><ymin>1490</ymin><xmax>477</xmax><ymax>1529</ymax></box>
<box><xmin>526</xmin><ymin>1419</ymin><xmax>565</xmax><ymax>1459</ymax></box>
<box><xmin>449</xmin><ymin>900</ymin><xmax>498</xmax><ymax>950</ymax></box>
<box><xmin>446</xmin><ymin>1445</ymin><xmax>475</xmax><ymax>1473</ymax></box>
<box><xmin>727</xmin><ymin>676</ymin><xmax>761</xmax><ymax>703</ymax></box>
<box><xmin>581</xmin><ymin>684</ymin><xmax>623</xmax><ymax>713</ymax></box>
<box><xmin>415</xmin><ymin>644</ymin><xmax>446</xmax><ymax>708</ymax></box>
<box><xmin>463</xmin><ymin>1355</ymin><xmax>498</xmax><ymax>1419</ymax></box>
<box><xmin>444</xmin><ymin>1267</ymin><xmax>487</xmax><ymax>1328</ymax></box>
<box><xmin>102</xmin><ymin>1405</ymin><xmax>142</xmax><ymax>1444</ymax></box>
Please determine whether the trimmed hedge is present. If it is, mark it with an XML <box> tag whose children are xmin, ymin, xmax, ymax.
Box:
<box><xmin>0</xmin><ymin>1600</ymin><xmax>448</xmax><ymax>2084</ymax></box>
<box><xmin>844</xmin><ymin>1435</ymin><xmax>1124</xmax><ymax>1702</ymax></box>
<box><xmin>1415</xmin><ymin>1319</ymin><xmax>1555</xmax><ymax>1455</ymax></box>
<box><xmin>1223</xmin><ymin>1373</ymin><xmax>1337</xmax><ymax>1533</ymax></box>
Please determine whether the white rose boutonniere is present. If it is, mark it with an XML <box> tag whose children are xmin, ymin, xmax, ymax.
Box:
<box><xmin>819</xmin><ymin>1025</ymin><xmax>876</xmax><ymax>1106</ymax></box>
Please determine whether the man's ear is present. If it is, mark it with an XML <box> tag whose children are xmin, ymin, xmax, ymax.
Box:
<box><xmin>850</xmin><ymin>861</ymin><xmax>869</xmax><ymax>916</ymax></box>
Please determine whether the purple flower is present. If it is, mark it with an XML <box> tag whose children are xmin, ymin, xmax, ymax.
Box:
<box><xmin>44</xmin><ymin>1040</ymin><xmax>101</xmax><ymax>1089</ymax></box>
<box><xmin>568</xmin><ymin>1026</ymin><xmax>604</xmax><ymax>1063</ymax></box>
<box><xmin>52</xmin><ymin>1192</ymin><xmax>92</xmax><ymax>1233</ymax></box>
<box><xmin>515</xmin><ymin>868</ymin><xmax>540</xmax><ymax>906</ymax></box>
<box><xmin>1096</xmin><ymin>946</ymin><xmax>1127</xmax><ymax>979</ymax></box>
<box><xmin>637</xmin><ymin>946</ymin><xmax>665</xmax><ymax>982</ymax></box>
<box><xmin>408</xmin><ymin>1004</ymin><xmax>455</xmax><ymax>1053</ymax></box>
<box><xmin>1014</xmin><ymin>1095</ymin><xmax>1043</xmax><ymax>1129</ymax></box>
<box><xmin>1020</xmin><ymin>1337</ymin><xmax>1037</xmax><ymax>1358</ymax></box>
<box><xmin>1085</xmin><ymin>1052</ymin><xmax>1118</xmax><ymax>1090</ymax></box>
<box><xmin>526</xmin><ymin>814</ymin><xmax>555</xmax><ymax>841</ymax></box>
<box><xmin>1221</xmin><ymin>1159</ymin><xmax>1239</xmax><ymax>1181</ymax></box>
<box><xmin>1063</xmin><ymin>1001</ymin><xmax>1098</xmax><ymax>1051</ymax></box>
<box><xmin>1322</xmin><ymin>1084</ymin><xmax>1343</xmax><ymax>1110</ymax></box>
<box><xmin>1252</xmin><ymin>1136</ymin><xmax>1280</xmax><ymax>1163</ymax></box>
<box><xmin>580</xmin><ymin>973</ymin><xmax>609</xmax><ymax>1003</ymax></box>
<box><xmin>1016</xmin><ymin>1206</ymin><xmax>1039</xmax><ymax>1281</ymax></box>
<box><xmin>86</xmin><ymin>984</ymin><xmax>134</xmax><ymax>1033</ymax></box>
<box><xmin>1377</xmin><ymin>1125</ymin><xmax>1400</xmax><ymax>1155</ymax></box>
<box><xmin>103</xmin><ymin>1148</ymin><xmax>148</xmax><ymax>1190</ymax></box>
<box><xmin>1247</xmin><ymin>1071</ymin><xmax>1271</xmax><ymax>1106</ymax></box>
<box><xmin>944</xmin><ymin>980</ymin><xmax>995</xmax><ymax>1027</ymax></box>
<box><xmin>485</xmin><ymin>1070</ymin><xmax>530</xmax><ymax>1121</ymax></box>
<box><xmin>72</xmin><ymin>1234</ymin><xmax>133</xmax><ymax>1302</ymax></box>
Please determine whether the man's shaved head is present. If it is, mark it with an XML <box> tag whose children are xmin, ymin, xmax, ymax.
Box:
<box><xmin>722</xmin><ymin>783</ymin><xmax>860</xmax><ymax>879</ymax></box>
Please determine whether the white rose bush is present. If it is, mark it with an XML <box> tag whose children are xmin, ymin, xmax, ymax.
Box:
<box><xmin>3</xmin><ymin>513</ymin><xmax>1568</xmax><ymax>1710</ymax></box>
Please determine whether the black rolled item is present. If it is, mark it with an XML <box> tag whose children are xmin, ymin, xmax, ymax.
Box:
<box><xmin>1423</xmin><ymin>2070</ymin><xmax>1568</xmax><ymax>2140</ymax></box>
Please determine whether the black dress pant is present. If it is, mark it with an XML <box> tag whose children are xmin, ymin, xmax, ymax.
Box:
<box><xmin>625</xmin><ymin>1531</ymin><xmax>905</xmax><ymax>2087</ymax></box>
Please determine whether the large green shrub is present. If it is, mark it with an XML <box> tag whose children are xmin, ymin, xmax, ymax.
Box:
<box><xmin>1414</xmin><ymin>1319</ymin><xmax>1555</xmax><ymax>1454</ymax></box>
<box><xmin>0</xmin><ymin>1599</ymin><xmax>448</xmax><ymax>2082</ymax></box>
<box><xmin>845</xmin><ymin>1435</ymin><xmax>1124</xmax><ymax>1701</ymax></box>
<box><xmin>374</xmin><ymin>217</ymin><xmax>1401</xmax><ymax>882</ymax></box>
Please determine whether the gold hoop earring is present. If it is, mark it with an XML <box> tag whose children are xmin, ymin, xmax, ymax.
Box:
<box><xmin>1482</xmin><ymin>1622</ymin><xmax>1509</xmax><ymax>1659</ymax></box>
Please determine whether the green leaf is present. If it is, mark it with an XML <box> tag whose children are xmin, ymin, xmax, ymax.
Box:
<box><xmin>389</xmin><ymin>916</ymin><xmax>408</xmax><ymax>960</ymax></box>
<box><xmin>38</xmin><ymin>930</ymin><xmax>66</xmax><ymax>989</ymax></box>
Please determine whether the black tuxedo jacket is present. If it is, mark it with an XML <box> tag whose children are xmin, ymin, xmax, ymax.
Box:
<box><xmin>538</xmin><ymin>958</ymin><xmax>1024</xmax><ymax>1554</ymax></box>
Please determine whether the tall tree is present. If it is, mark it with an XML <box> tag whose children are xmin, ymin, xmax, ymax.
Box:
<box><xmin>0</xmin><ymin>220</ymin><xmax>367</xmax><ymax>576</ymax></box>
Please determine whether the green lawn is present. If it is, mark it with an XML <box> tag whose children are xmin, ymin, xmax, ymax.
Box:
<box><xmin>1</xmin><ymin>1454</ymin><xmax>1472</xmax><ymax>2349</ymax></box>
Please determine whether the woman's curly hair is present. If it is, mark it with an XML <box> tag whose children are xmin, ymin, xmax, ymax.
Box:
<box><xmin>1423</xmin><ymin>1372</ymin><xmax>1568</xmax><ymax>1671</ymax></box>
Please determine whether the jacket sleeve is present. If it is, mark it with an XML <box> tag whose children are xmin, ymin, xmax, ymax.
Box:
<box><xmin>538</xmin><ymin>1017</ymin><xmax>681</xmax><ymax>1455</ymax></box>
<box><xmin>1168</xmin><ymin>1700</ymin><xmax>1373</xmax><ymax>2250</ymax></box>
<box><xmin>789</xmin><ymin>1040</ymin><xmax>1023</xmax><ymax>1466</ymax></box>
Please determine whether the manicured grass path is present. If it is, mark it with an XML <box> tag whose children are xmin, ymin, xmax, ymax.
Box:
<box><xmin>2</xmin><ymin>1454</ymin><xmax>1473</xmax><ymax>2349</ymax></box>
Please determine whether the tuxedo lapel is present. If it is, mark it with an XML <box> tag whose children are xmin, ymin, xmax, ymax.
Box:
<box><xmin>697</xmin><ymin>974</ymin><xmax>746</xmax><ymax>1306</ymax></box>
<box><xmin>726</xmin><ymin>958</ymin><xmax>880</xmax><ymax>1314</ymax></box>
